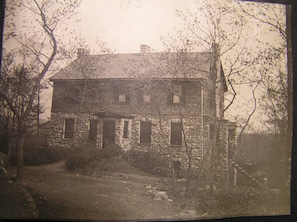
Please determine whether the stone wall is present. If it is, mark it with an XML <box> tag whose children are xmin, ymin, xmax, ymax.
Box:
<box><xmin>129</xmin><ymin>114</ymin><xmax>205</xmax><ymax>171</ymax></box>
<box><xmin>48</xmin><ymin>112</ymin><xmax>98</xmax><ymax>148</ymax></box>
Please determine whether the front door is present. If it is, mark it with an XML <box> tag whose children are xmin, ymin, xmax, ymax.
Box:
<box><xmin>103</xmin><ymin>120</ymin><xmax>115</xmax><ymax>148</ymax></box>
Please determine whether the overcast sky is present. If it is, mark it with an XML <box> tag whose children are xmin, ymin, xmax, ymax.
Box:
<box><xmin>75</xmin><ymin>0</ymin><xmax>195</xmax><ymax>53</ymax></box>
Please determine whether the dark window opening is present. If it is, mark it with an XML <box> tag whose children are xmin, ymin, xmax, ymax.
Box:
<box><xmin>64</xmin><ymin>119</ymin><xmax>74</xmax><ymax>139</ymax></box>
<box><xmin>123</xmin><ymin>121</ymin><xmax>129</xmax><ymax>138</ymax></box>
<box><xmin>103</xmin><ymin>120</ymin><xmax>116</xmax><ymax>148</ymax></box>
<box><xmin>140</xmin><ymin>121</ymin><xmax>151</xmax><ymax>144</ymax></box>
<box><xmin>89</xmin><ymin>119</ymin><xmax>98</xmax><ymax>140</ymax></box>
<box><xmin>171</xmin><ymin>122</ymin><xmax>182</xmax><ymax>146</ymax></box>
<box><xmin>228</xmin><ymin>129</ymin><xmax>235</xmax><ymax>142</ymax></box>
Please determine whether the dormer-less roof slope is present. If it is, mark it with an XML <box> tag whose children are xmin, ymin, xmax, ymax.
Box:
<box><xmin>50</xmin><ymin>52</ymin><xmax>213</xmax><ymax>81</ymax></box>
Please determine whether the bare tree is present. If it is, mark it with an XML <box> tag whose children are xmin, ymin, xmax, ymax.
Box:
<box><xmin>239</xmin><ymin>1</ymin><xmax>290</xmax><ymax>189</ymax></box>
<box><xmin>0</xmin><ymin>0</ymin><xmax>81</xmax><ymax>181</ymax></box>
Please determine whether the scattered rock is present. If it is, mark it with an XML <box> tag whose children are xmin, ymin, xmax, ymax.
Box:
<box><xmin>154</xmin><ymin>191</ymin><xmax>169</xmax><ymax>201</ymax></box>
<box><xmin>180</xmin><ymin>209</ymin><xmax>197</xmax><ymax>217</ymax></box>
<box><xmin>147</xmin><ymin>189</ymin><xmax>158</xmax><ymax>197</ymax></box>
<box><xmin>168</xmin><ymin>198</ymin><xmax>173</xmax><ymax>203</ymax></box>
<box><xmin>125</xmin><ymin>187</ymin><xmax>131</xmax><ymax>192</ymax></box>
<box><xmin>144</xmin><ymin>184</ymin><xmax>152</xmax><ymax>189</ymax></box>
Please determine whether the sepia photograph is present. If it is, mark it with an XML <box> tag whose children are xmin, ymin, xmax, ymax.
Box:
<box><xmin>0</xmin><ymin>0</ymin><xmax>293</xmax><ymax>221</ymax></box>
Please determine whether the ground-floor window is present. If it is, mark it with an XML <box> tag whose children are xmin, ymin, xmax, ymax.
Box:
<box><xmin>89</xmin><ymin>119</ymin><xmax>98</xmax><ymax>140</ymax></box>
<box><xmin>123</xmin><ymin>120</ymin><xmax>129</xmax><ymax>138</ymax></box>
<box><xmin>171</xmin><ymin>122</ymin><xmax>182</xmax><ymax>146</ymax></box>
<box><xmin>140</xmin><ymin>121</ymin><xmax>151</xmax><ymax>143</ymax></box>
<box><xmin>64</xmin><ymin>118</ymin><xmax>74</xmax><ymax>139</ymax></box>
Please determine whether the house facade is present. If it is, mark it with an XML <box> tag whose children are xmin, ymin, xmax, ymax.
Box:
<box><xmin>48</xmin><ymin>44</ymin><xmax>236</xmax><ymax>182</ymax></box>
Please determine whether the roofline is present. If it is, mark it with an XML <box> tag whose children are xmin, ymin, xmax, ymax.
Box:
<box><xmin>50</xmin><ymin>77</ymin><xmax>207</xmax><ymax>82</ymax></box>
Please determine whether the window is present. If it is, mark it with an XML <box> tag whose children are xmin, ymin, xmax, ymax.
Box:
<box><xmin>123</xmin><ymin>121</ymin><xmax>129</xmax><ymax>138</ymax></box>
<box><xmin>168</xmin><ymin>84</ymin><xmax>182</xmax><ymax>104</ymax></box>
<box><xmin>119</xmin><ymin>93</ymin><xmax>126</xmax><ymax>103</ymax></box>
<box><xmin>171</xmin><ymin>122</ymin><xmax>182</xmax><ymax>146</ymax></box>
<box><xmin>140</xmin><ymin>121</ymin><xmax>152</xmax><ymax>143</ymax></box>
<box><xmin>89</xmin><ymin>119</ymin><xmax>98</xmax><ymax>140</ymax></box>
<box><xmin>172</xmin><ymin>85</ymin><xmax>181</xmax><ymax>104</ymax></box>
<box><xmin>64</xmin><ymin>119</ymin><xmax>74</xmax><ymax>139</ymax></box>
<box><xmin>143</xmin><ymin>93</ymin><xmax>152</xmax><ymax>103</ymax></box>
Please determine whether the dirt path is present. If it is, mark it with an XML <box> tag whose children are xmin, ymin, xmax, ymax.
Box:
<box><xmin>19</xmin><ymin>162</ymin><xmax>189</xmax><ymax>220</ymax></box>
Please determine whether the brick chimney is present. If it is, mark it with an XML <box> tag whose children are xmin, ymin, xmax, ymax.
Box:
<box><xmin>77</xmin><ymin>48</ymin><xmax>90</xmax><ymax>58</ymax></box>
<box><xmin>140</xmin><ymin>44</ymin><xmax>151</xmax><ymax>54</ymax></box>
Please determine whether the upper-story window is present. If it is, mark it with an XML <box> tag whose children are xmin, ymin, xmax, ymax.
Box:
<box><xmin>168</xmin><ymin>84</ymin><xmax>182</xmax><ymax>104</ymax></box>
<box><xmin>119</xmin><ymin>93</ymin><xmax>126</xmax><ymax>103</ymax></box>
<box><xmin>172</xmin><ymin>85</ymin><xmax>182</xmax><ymax>104</ymax></box>
<box><xmin>143</xmin><ymin>92</ymin><xmax>152</xmax><ymax>103</ymax></box>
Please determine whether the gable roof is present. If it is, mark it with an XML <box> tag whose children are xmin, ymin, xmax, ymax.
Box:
<box><xmin>50</xmin><ymin>52</ymin><xmax>213</xmax><ymax>81</ymax></box>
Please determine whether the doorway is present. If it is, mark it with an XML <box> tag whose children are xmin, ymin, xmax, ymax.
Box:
<box><xmin>103</xmin><ymin>120</ymin><xmax>115</xmax><ymax>148</ymax></box>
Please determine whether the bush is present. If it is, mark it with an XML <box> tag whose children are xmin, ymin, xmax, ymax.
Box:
<box><xmin>65</xmin><ymin>146</ymin><xmax>100</xmax><ymax>170</ymax></box>
<box><xmin>123</xmin><ymin>150</ymin><xmax>170</xmax><ymax>176</ymax></box>
<box><xmin>9</xmin><ymin>145</ymin><xmax>65</xmax><ymax>166</ymax></box>
<box><xmin>101</xmin><ymin>144</ymin><xmax>122</xmax><ymax>160</ymax></box>
<box><xmin>65</xmin><ymin>144</ymin><xmax>123</xmax><ymax>170</ymax></box>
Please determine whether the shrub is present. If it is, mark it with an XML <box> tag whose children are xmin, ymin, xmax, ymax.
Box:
<box><xmin>124</xmin><ymin>150</ymin><xmax>170</xmax><ymax>176</ymax></box>
<box><xmin>65</xmin><ymin>146</ymin><xmax>100</xmax><ymax>170</ymax></box>
<box><xmin>65</xmin><ymin>144</ymin><xmax>123</xmax><ymax>170</ymax></box>
<box><xmin>101</xmin><ymin>144</ymin><xmax>122</xmax><ymax>160</ymax></box>
<box><xmin>9</xmin><ymin>144</ymin><xmax>65</xmax><ymax>166</ymax></box>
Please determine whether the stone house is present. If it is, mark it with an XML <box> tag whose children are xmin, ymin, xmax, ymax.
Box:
<box><xmin>48</xmin><ymin>44</ymin><xmax>236</xmax><ymax>181</ymax></box>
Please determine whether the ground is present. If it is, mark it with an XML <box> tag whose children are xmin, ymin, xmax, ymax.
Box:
<box><xmin>6</xmin><ymin>162</ymin><xmax>199</xmax><ymax>220</ymax></box>
<box><xmin>1</xmin><ymin>161</ymin><xmax>290</xmax><ymax>220</ymax></box>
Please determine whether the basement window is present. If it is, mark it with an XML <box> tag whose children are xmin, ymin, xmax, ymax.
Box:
<box><xmin>64</xmin><ymin>118</ymin><xmax>74</xmax><ymax>139</ymax></box>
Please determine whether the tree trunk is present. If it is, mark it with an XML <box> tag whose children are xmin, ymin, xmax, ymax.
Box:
<box><xmin>185</xmin><ymin>156</ymin><xmax>192</xmax><ymax>197</ymax></box>
<box><xmin>16</xmin><ymin>120</ymin><xmax>26</xmax><ymax>182</ymax></box>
